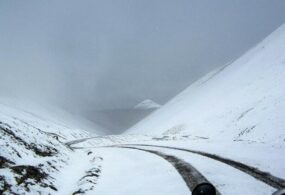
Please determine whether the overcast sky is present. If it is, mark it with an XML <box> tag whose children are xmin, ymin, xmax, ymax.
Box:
<box><xmin>1</xmin><ymin>0</ymin><xmax>285</xmax><ymax>112</ymax></box>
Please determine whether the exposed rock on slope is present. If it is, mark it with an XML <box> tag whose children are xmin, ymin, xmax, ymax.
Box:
<box><xmin>0</xmin><ymin>100</ymin><xmax>101</xmax><ymax>194</ymax></box>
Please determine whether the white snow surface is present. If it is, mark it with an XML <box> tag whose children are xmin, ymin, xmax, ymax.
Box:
<box><xmin>2</xmin><ymin>23</ymin><xmax>285</xmax><ymax>195</ymax></box>
<box><xmin>67</xmin><ymin>133</ymin><xmax>285</xmax><ymax>194</ymax></box>
<box><xmin>0</xmin><ymin>98</ymin><xmax>103</xmax><ymax>194</ymax></box>
<box><xmin>136</xmin><ymin>145</ymin><xmax>275</xmax><ymax>194</ymax></box>
<box><xmin>128</xmin><ymin>23</ymin><xmax>285</xmax><ymax>147</ymax></box>
<box><xmin>0</xmin><ymin>98</ymin><xmax>105</xmax><ymax>135</ymax></box>
<box><xmin>134</xmin><ymin>99</ymin><xmax>161</xmax><ymax>110</ymax></box>
<box><xmin>92</xmin><ymin>148</ymin><xmax>189</xmax><ymax>195</ymax></box>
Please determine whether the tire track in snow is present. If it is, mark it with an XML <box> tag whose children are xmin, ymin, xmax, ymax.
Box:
<box><xmin>116</xmin><ymin>146</ymin><xmax>220</xmax><ymax>195</ymax></box>
<box><xmin>121</xmin><ymin>144</ymin><xmax>285</xmax><ymax>190</ymax></box>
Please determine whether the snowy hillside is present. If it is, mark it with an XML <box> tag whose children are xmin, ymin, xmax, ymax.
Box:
<box><xmin>128</xmin><ymin>24</ymin><xmax>285</xmax><ymax>146</ymax></box>
<box><xmin>2</xmin><ymin>23</ymin><xmax>285</xmax><ymax>194</ymax></box>
<box><xmin>134</xmin><ymin>99</ymin><xmax>161</xmax><ymax>110</ymax></box>
<box><xmin>0</xmin><ymin>99</ymin><xmax>104</xmax><ymax>194</ymax></box>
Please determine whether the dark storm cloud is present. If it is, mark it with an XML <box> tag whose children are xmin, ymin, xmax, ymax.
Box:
<box><xmin>1</xmin><ymin>0</ymin><xmax>285</xmax><ymax>112</ymax></box>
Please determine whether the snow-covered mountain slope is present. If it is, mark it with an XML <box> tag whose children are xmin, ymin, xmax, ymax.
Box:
<box><xmin>0</xmin><ymin>99</ymin><xmax>103</xmax><ymax>194</ymax></box>
<box><xmin>0</xmin><ymin>98</ymin><xmax>105</xmax><ymax>135</ymax></box>
<box><xmin>128</xmin><ymin>23</ymin><xmax>285</xmax><ymax>146</ymax></box>
<box><xmin>2</xmin><ymin>23</ymin><xmax>285</xmax><ymax>195</ymax></box>
<box><xmin>134</xmin><ymin>99</ymin><xmax>161</xmax><ymax>110</ymax></box>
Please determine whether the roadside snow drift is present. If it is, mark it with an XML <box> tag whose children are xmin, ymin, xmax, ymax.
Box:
<box><xmin>128</xmin><ymin>24</ymin><xmax>285</xmax><ymax>146</ymax></box>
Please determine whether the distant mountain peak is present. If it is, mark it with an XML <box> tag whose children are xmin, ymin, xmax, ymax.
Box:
<box><xmin>134</xmin><ymin>99</ymin><xmax>161</xmax><ymax>110</ymax></box>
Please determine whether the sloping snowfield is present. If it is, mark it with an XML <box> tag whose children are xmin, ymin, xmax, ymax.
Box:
<box><xmin>128</xmin><ymin>23</ymin><xmax>285</xmax><ymax>147</ymax></box>
<box><xmin>1</xmin><ymin>23</ymin><xmax>285</xmax><ymax>195</ymax></box>
<box><xmin>0</xmin><ymin>99</ymin><xmax>103</xmax><ymax>194</ymax></box>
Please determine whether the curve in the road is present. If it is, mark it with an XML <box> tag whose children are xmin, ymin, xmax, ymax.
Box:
<box><xmin>116</xmin><ymin>146</ymin><xmax>220</xmax><ymax>195</ymax></box>
<box><xmin>122</xmin><ymin>144</ymin><xmax>285</xmax><ymax>190</ymax></box>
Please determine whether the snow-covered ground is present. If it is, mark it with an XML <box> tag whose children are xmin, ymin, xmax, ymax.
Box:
<box><xmin>128</xmin><ymin>23</ymin><xmax>285</xmax><ymax>147</ymax></box>
<box><xmin>1</xmin><ymin>23</ymin><xmax>285</xmax><ymax>195</ymax></box>
<box><xmin>123</xmin><ymin>23</ymin><xmax>285</xmax><ymax>194</ymax></box>
<box><xmin>67</xmin><ymin>135</ymin><xmax>285</xmax><ymax>195</ymax></box>
<box><xmin>92</xmin><ymin>148</ymin><xmax>189</xmax><ymax>195</ymax></box>
<box><xmin>132</xmin><ymin>145</ymin><xmax>275</xmax><ymax>194</ymax></box>
<box><xmin>0</xmin><ymin>99</ymin><xmax>103</xmax><ymax>194</ymax></box>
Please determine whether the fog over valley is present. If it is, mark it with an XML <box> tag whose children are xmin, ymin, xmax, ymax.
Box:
<box><xmin>1</xmin><ymin>0</ymin><xmax>285</xmax><ymax>117</ymax></box>
<box><xmin>1</xmin><ymin>1</ymin><xmax>285</xmax><ymax>195</ymax></box>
